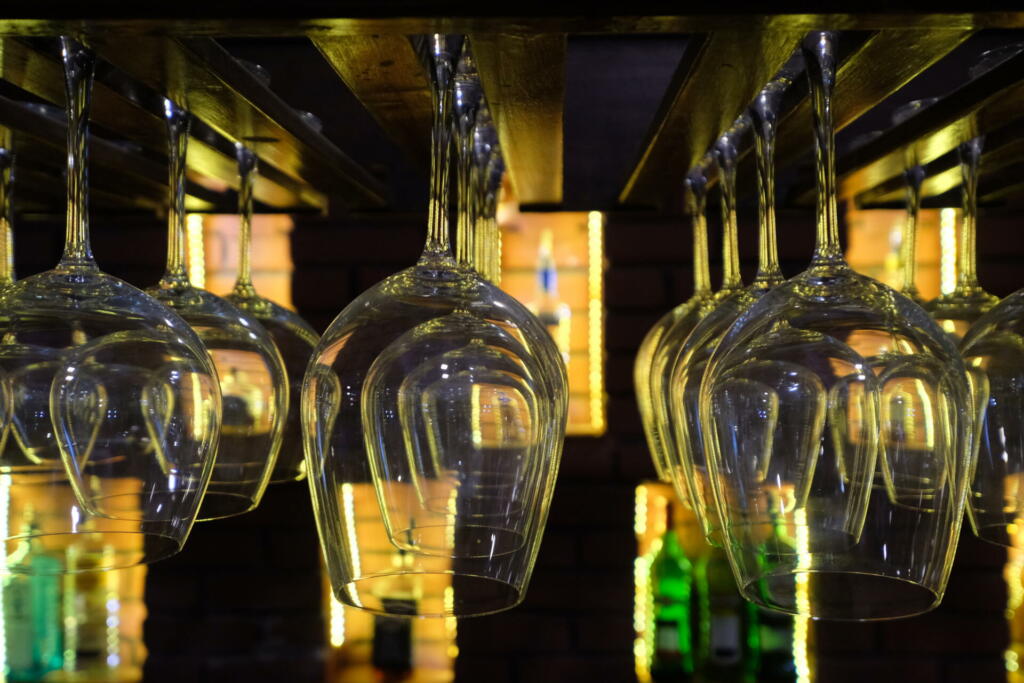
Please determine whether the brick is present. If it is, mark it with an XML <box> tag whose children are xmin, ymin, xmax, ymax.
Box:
<box><xmin>141</xmin><ymin>656</ymin><xmax>202</xmax><ymax>683</ymax></box>
<box><xmin>605</xmin><ymin>267</ymin><xmax>668</xmax><ymax>309</ymax></box>
<box><xmin>607</xmin><ymin>351</ymin><xmax>636</xmax><ymax>395</ymax></box>
<box><xmin>144</xmin><ymin>572</ymin><xmax>201</xmax><ymax>611</ymax></box>
<box><xmin>547</xmin><ymin>482</ymin><xmax>634</xmax><ymax>527</ymax></box>
<box><xmin>559</xmin><ymin>436</ymin><xmax>615</xmax><ymax>478</ymax></box>
<box><xmin>575</xmin><ymin>614</ymin><xmax>634</xmax><ymax>652</ymax></box>
<box><xmin>458</xmin><ymin>613</ymin><xmax>571</xmax><ymax>654</ymax></box>
<box><xmin>580</xmin><ymin>528</ymin><xmax>636</xmax><ymax>569</ymax></box>
<box><xmin>263</xmin><ymin>613</ymin><xmax>326</xmax><ymax>649</ymax></box>
<box><xmin>534</xmin><ymin>531</ymin><xmax>580</xmax><ymax>569</ymax></box>
<box><xmin>879</xmin><ymin>613</ymin><xmax>1008</xmax><ymax>654</ymax></box>
<box><xmin>455</xmin><ymin>656</ymin><xmax>514</xmax><ymax>683</ymax></box>
<box><xmin>517</xmin><ymin>654</ymin><xmax>634</xmax><ymax>683</ymax></box>
<box><xmin>293</xmin><ymin>224</ymin><xmax>423</xmax><ymax>265</ymax></box>
<box><xmin>292</xmin><ymin>264</ymin><xmax>352</xmax><ymax>311</ymax></box>
<box><xmin>814</xmin><ymin>655</ymin><xmax>940</xmax><ymax>683</ymax></box>
<box><xmin>198</xmin><ymin>615</ymin><xmax>266</xmax><ymax>654</ymax></box>
<box><xmin>203</xmin><ymin>569</ymin><xmax>322</xmax><ymax>611</ymax></box>
<box><xmin>606</xmin><ymin>311</ymin><xmax>660</xmax><ymax>351</ymax></box>
<box><xmin>523</xmin><ymin>571</ymin><xmax>632</xmax><ymax>612</ymax></box>
<box><xmin>607</xmin><ymin>395</ymin><xmax>643</xmax><ymax>436</ymax></box>
<box><xmin>616</xmin><ymin>439</ymin><xmax>659</xmax><ymax>481</ymax></box>
<box><xmin>356</xmin><ymin>264</ymin><xmax>402</xmax><ymax>291</ymax></box>
<box><xmin>267</xmin><ymin>527</ymin><xmax>322</xmax><ymax>570</ymax></box>
<box><xmin>812</xmin><ymin>620</ymin><xmax>879</xmax><ymax>654</ymax></box>
<box><xmin>204</xmin><ymin>654</ymin><xmax>324</xmax><ymax>683</ymax></box>
<box><xmin>606</xmin><ymin>219</ymin><xmax>688</xmax><ymax>265</ymax></box>
<box><xmin>952</xmin><ymin>532</ymin><xmax>1007</xmax><ymax>569</ymax></box>
<box><xmin>165</xmin><ymin>525</ymin><xmax>266</xmax><ymax>568</ymax></box>
<box><xmin>941</xmin><ymin>656</ymin><xmax>1008</xmax><ymax>683</ymax></box>
<box><xmin>941</xmin><ymin>567</ymin><xmax>1007</xmax><ymax>613</ymax></box>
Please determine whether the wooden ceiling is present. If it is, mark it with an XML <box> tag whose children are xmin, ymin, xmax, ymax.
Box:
<box><xmin>0</xmin><ymin>7</ymin><xmax>1023</xmax><ymax>216</ymax></box>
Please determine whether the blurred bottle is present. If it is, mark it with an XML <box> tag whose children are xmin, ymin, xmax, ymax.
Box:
<box><xmin>532</xmin><ymin>228</ymin><xmax>571</xmax><ymax>364</ymax></box>
<box><xmin>3</xmin><ymin>510</ymin><xmax>62</xmax><ymax>681</ymax></box>
<box><xmin>695</xmin><ymin>547</ymin><xmax>759</xmax><ymax>683</ymax></box>
<box><xmin>757</xmin><ymin>607</ymin><xmax>797</xmax><ymax>682</ymax></box>
<box><xmin>649</xmin><ymin>503</ymin><xmax>695</xmax><ymax>681</ymax></box>
<box><xmin>371</xmin><ymin>550</ymin><xmax>416</xmax><ymax>681</ymax></box>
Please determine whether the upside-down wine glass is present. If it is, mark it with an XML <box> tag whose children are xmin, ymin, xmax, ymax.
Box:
<box><xmin>958</xmin><ymin>42</ymin><xmax>1024</xmax><ymax>548</ymax></box>
<box><xmin>700</xmin><ymin>32</ymin><xmax>973</xmax><ymax>619</ymax></box>
<box><xmin>669</xmin><ymin>59</ymin><xmax>800</xmax><ymax>546</ymax></box>
<box><xmin>303</xmin><ymin>34</ymin><xmax>567</xmax><ymax>617</ymax></box>
<box><xmin>891</xmin><ymin>98</ymin><xmax>939</xmax><ymax>307</ymax></box>
<box><xmin>0</xmin><ymin>148</ymin><xmax>14</xmax><ymax>450</ymax></box>
<box><xmin>146</xmin><ymin>99</ymin><xmax>287</xmax><ymax>520</ymax></box>
<box><xmin>227</xmin><ymin>146</ymin><xmax>318</xmax><ymax>483</ymax></box>
<box><xmin>634</xmin><ymin>161</ymin><xmax>714</xmax><ymax>493</ymax></box>
<box><xmin>0</xmin><ymin>37</ymin><xmax>221</xmax><ymax>573</ymax></box>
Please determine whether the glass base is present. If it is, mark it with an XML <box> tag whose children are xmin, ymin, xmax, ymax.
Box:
<box><xmin>743</xmin><ymin>569</ymin><xmax>940</xmax><ymax>621</ymax></box>
<box><xmin>335</xmin><ymin>572</ymin><xmax>522</xmax><ymax>618</ymax></box>
<box><xmin>2</xmin><ymin>530</ymin><xmax>182</xmax><ymax>574</ymax></box>
<box><xmin>197</xmin><ymin>490</ymin><xmax>258</xmax><ymax>521</ymax></box>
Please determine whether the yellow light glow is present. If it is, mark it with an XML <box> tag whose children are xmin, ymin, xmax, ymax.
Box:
<box><xmin>186</xmin><ymin>213</ymin><xmax>206</xmax><ymax>289</ymax></box>
<box><xmin>341</xmin><ymin>483</ymin><xmax>361</xmax><ymax>582</ymax></box>
<box><xmin>444</xmin><ymin>585</ymin><xmax>458</xmax><ymax>659</ymax></box>
<box><xmin>587</xmin><ymin>210</ymin><xmax>606</xmax><ymax>433</ymax></box>
<box><xmin>634</xmin><ymin>485</ymin><xmax>648</xmax><ymax>537</ymax></box>
<box><xmin>329</xmin><ymin>594</ymin><xmax>346</xmax><ymax>648</ymax></box>
<box><xmin>794</xmin><ymin>508</ymin><xmax>812</xmax><ymax>683</ymax></box>
<box><xmin>940</xmin><ymin>208</ymin><xmax>957</xmax><ymax>296</ymax></box>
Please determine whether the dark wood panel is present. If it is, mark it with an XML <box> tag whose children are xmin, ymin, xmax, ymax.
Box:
<box><xmin>472</xmin><ymin>33</ymin><xmax>566</xmax><ymax>205</ymax></box>
<box><xmin>619</xmin><ymin>28</ymin><xmax>803</xmax><ymax>208</ymax></box>
<box><xmin>312</xmin><ymin>35</ymin><xmax>432</xmax><ymax>171</ymax></box>
<box><xmin>89</xmin><ymin>36</ymin><xmax>385</xmax><ymax>208</ymax></box>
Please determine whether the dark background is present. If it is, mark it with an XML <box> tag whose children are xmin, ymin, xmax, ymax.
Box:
<box><xmin>10</xmin><ymin>201</ymin><xmax>1020</xmax><ymax>683</ymax></box>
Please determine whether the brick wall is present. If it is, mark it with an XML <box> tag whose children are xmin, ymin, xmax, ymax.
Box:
<box><xmin>12</xmin><ymin>204</ymin><xmax>1021</xmax><ymax>683</ymax></box>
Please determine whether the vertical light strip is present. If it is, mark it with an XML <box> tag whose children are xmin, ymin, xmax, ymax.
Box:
<box><xmin>587</xmin><ymin>211</ymin><xmax>606</xmax><ymax>433</ymax></box>
<box><xmin>186</xmin><ymin>213</ymin><xmax>206</xmax><ymax>289</ymax></box>
<box><xmin>940</xmin><ymin>208</ymin><xmax>957</xmax><ymax>296</ymax></box>
<box><xmin>793</xmin><ymin>508</ymin><xmax>812</xmax><ymax>683</ymax></box>
<box><xmin>340</xmin><ymin>484</ymin><xmax>362</xmax><ymax>583</ymax></box>
<box><xmin>328</xmin><ymin>594</ymin><xmax>346</xmax><ymax>648</ymax></box>
<box><xmin>444</xmin><ymin>586</ymin><xmax>459</xmax><ymax>658</ymax></box>
<box><xmin>0</xmin><ymin>473</ymin><xmax>10</xmax><ymax>676</ymax></box>
<box><xmin>633</xmin><ymin>484</ymin><xmax>652</xmax><ymax>683</ymax></box>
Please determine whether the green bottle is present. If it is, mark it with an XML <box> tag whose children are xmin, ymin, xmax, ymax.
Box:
<box><xmin>757</xmin><ymin>607</ymin><xmax>797</xmax><ymax>682</ymax></box>
<box><xmin>695</xmin><ymin>547</ymin><xmax>759</xmax><ymax>683</ymax></box>
<box><xmin>3</xmin><ymin>513</ymin><xmax>63</xmax><ymax>681</ymax></box>
<box><xmin>650</xmin><ymin>504</ymin><xmax>695</xmax><ymax>682</ymax></box>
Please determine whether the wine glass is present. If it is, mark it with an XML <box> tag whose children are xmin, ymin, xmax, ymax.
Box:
<box><xmin>634</xmin><ymin>160</ymin><xmax>714</xmax><ymax>498</ymax></box>
<box><xmin>700</xmin><ymin>32</ymin><xmax>973</xmax><ymax>620</ymax></box>
<box><xmin>0</xmin><ymin>147</ymin><xmax>15</xmax><ymax>452</ymax></box>
<box><xmin>891</xmin><ymin>98</ymin><xmax>939</xmax><ymax>307</ymax></box>
<box><xmin>0</xmin><ymin>37</ymin><xmax>220</xmax><ymax>573</ymax></box>
<box><xmin>227</xmin><ymin>146</ymin><xmax>318</xmax><ymax>484</ymax></box>
<box><xmin>145</xmin><ymin>98</ymin><xmax>288</xmax><ymax>520</ymax></box>
<box><xmin>303</xmin><ymin>34</ymin><xmax>567</xmax><ymax>617</ymax></box>
<box><xmin>471</xmin><ymin>103</ymin><xmax>503</xmax><ymax>284</ymax></box>
<box><xmin>668</xmin><ymin>59</ymin><xmax>800</xmax><ymax>546</ymax></box>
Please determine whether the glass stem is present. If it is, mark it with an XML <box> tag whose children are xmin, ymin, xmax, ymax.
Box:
<box><xmin>803</xmin><ymin>32</ymin><xmax>844</xmax><ymax>268</ymax></box>
<box><xmin>750</xmin><ymin>84</ymin><xmax>786</xmax><ymax>287</ymax></box>
<box><xmin>59</xmin><ymin>37</ymin><xmax>97</xmax><ymax>269</ymax></box>
<box><xmin>160</xmin><ymin>99</ymin><xmax>192</xmax><ymax>289</ymax></box>
<box><xmin>901</xmin><ymin>164</ymin><xmax>926</xmax><ymax>297</ymax></box>
<box><xmin>232</xmin><ymin>144</ymin><xmax>258</xmax><ymax>299</ymax></box>
<box><xmin>956</xmin><ymin>137</ymin><xmax>984</xmax><ymax>292</ymax></box>
<box><xmin>686</xmin><ymin>169</ymin><xmax>711</xmax><ymax>296</ymax></box>
<box><xmin>714</xmin><ymin>129</ymin><xmax>743</xmax><ymax>292</ymax></box>
<box><xmin>0</xmin><ymin>148</ymin><xmax>14</xmax><ymax>286</ymax></box>
<box><xmin>423</xmin><ymin>34</ymin><xmax>456</xmax><ymax>261</ymax></box>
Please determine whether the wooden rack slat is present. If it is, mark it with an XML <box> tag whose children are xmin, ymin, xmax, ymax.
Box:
<box><xmin>472</xmin><ymin>33</ymin><xmax>566</xmax><ymax>205</ymax></box>
<box><xmin>619</xmin><ymin>29</ymin><xmax>804</xmax><ymax>208</ymax></box>
<box><xmin>88</xmin><ymin>36</ymin><xmax>385</xmax><ymax>209</ymax></box>
<box><xmin>313</xmin><ymin>35</ymin><xmax>432</xmax><ymax>171</ymax></box>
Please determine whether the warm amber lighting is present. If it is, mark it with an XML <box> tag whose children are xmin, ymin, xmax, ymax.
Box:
<box><xmin>793</xmin><ymin>508</ymin><xmax>812</xmax><ymax>683</ymax></box>
<box><xmin>587</xmin><ymin>211</ymin><xmax>606</xmax><ymax>434</ymax></box>
<box><xmin>940</xmin><ymin>208</ymin><xmax>958</xmax><ymax>296</ymax></box>
<box><xmin>186</xmin><ymin>213</ymin><xmax>206</xmax><ymax>289</ymax></box>
<box><xmin>329</xmin><ymin>593</ymin><xmax>346</xmax><ymax>648</ymax></box>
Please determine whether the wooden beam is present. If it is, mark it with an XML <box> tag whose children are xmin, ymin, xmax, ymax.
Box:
<box><xmin>89</xmin><ymin>36</ymin><xmax>386</xmax><ymax>208</ymax></box>
<box><xmin>821</xmin><ymin>47</ymin><xmax>1024</xmax><ymax>206</ymax></box>
<box><xmin>735</xmin><ymin>28</ymin><xmax>973</xmax><ymax>199</ymax></box>
<box><xmin>312</xmin><ymin>35</ymin><xmax>432</xmax><ymax>171</ymax></box>
<box><xmin>0</xmin><ymin>37</ymin><xmax>319</xmax><ymax>211</ymax></box>
<box><xmin>618</xmin><ymin>28</ymin><xmax>803</xmax><ymax>208</ymax></box>
<box><xmin>471</xmin><ymin>33</ymin><xmax>566</xmax><ymax>205</ymax></box>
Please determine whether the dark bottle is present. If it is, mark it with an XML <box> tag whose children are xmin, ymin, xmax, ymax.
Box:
<box><xmin>650</xmin><ymin>504</ymin><xmax>695</xmax><ymax>682</ymax></box>
<box><xmin>371</xmin><ymin>550</ymin><xmax>416</xmax><ymax>681</ymax></box>
<box><xmin>695</xmin><ymin>546</ymin><xmax>759</xmax><ymax>683</ymax></box>
<box><xmin>757</xmin><ymin>607</ymin><xmax>798</xmax><ymax>682</ymax></box>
